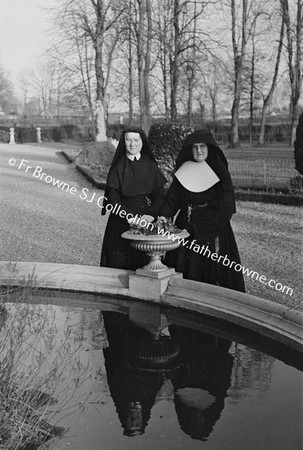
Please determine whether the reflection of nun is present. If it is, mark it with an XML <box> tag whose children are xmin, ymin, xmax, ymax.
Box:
<box><xmin>170</xmin><ymin>326</ymin><xmax>233</xmax><ymax>441</ymax></box>
<box><xmin>102</xmin><ymin>312</ymin><xmax>163</xmax><ymax>437</ymax></box>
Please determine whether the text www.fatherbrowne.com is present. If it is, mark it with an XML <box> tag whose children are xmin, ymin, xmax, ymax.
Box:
<box><xmin>9</xmin><ymin>157</ymin><xmax>293</xmax><ymax>297</ymax></box>
<box><xmin>155</xmin><ymin>226</ymin><xmax>294</xmax><ymax>297</ymax></box>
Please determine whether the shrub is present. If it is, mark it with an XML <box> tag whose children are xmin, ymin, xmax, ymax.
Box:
<box><xmin>107</xmin><ymin>123</ymin><xmax>126</xmax><ymax>140</ymax></box>
<box><xmin>60</xmin><ymin>124</ymin><xmax>92</xmax><ymax>142</ymax></box>
<box><xmin>15</xmin><ymin>126</ymin><xmax>37</xmax><ymax>143</ymax></box>
<box><xmin>294</xmin><ymin>112</ymin><xmax>303</xmax><ymax>175</ymax></box>
<box><xmin>41</xmin><ymin>126</ymin><xmax>62</xmax><ymax>142</ymax></box>
<box><xmin>0</xmin><ymin>264</ymin><xmax>92</xmax><ymax>449</ymax></box>
<box><xmin>287</xmin><ymin>174</ymin><xmax>303</xmax><ymax>192</ymax></box>
<box><xmin>0</xmin><ymin>127</ymin><xmax>9</xmax><ymax>143</ymax></box>
<box><xmin>75</xmin><ymin>141</ymin><xmax>116</xmax><ymax>166</ymax></box>
<box><xmin>0</xmin><ymin>278</ymin><xmax>64</xmax><ymax>449</ymax></box>
<box><xmin>148</xmin><ymin>123</ymin><xmax>194</xmax><ymax>179</ymax></box>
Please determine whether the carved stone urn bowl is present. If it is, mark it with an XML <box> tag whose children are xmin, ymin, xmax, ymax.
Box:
<box><xmin>121</xmin><ymin>229</ymin><xmax>189</xmax><ymax>272</ymax></box>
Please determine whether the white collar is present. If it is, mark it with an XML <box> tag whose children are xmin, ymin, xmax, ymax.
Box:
<box><xmin>175</xmin><ymin>161</ymin><xmax>220</xmax><ymax>192</ymax></box>
<box><xmin>126</xmin><ymin>152</ymin><xmax>141</xmax><ymax>161</ymax></box>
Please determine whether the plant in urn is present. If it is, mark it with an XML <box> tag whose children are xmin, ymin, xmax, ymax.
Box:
<box><xmin>122</xmin><ymin>217</ymin><xmax>189</xmax><ymax>272</ymax></box>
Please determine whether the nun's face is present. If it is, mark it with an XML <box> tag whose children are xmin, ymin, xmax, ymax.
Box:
<box><xmin>192</xmin><ymin>142</ymin><xmax>208</xmax><ymax>162</ymax></box>
<box><xmin>125</xmin><ymin>132</ymin><xmax>143</xmax><ymax>156</ymax></box>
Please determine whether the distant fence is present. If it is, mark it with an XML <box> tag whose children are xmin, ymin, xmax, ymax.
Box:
<box><xmin>0</xmin><ymin>125</ymin><xmax>93</xmax><ymax>143</ymax></box>
<box><xmin>229</xmin><ymin>159</ymin><xmax>297</xmax><ymax>190</ymax></box>
<box><xmin>0</xmin><ymin>120</ymin><xmax>293</xmax><ymax>144</ymax></box>
<box><xmin>211</xmin><ymin>122</ymin><xmax>292</xmax><ymax>145</ymax></box>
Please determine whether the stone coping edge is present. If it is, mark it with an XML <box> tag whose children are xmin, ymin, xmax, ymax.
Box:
<box><xmin>164</xmin><ymin>277</ymin><xmax>302</xmax><ymax>353</ymax></box>
<box><xmin>0</xmin><ymin>261</ymin><xmax>302</xmax><ymax>353</ymax></box>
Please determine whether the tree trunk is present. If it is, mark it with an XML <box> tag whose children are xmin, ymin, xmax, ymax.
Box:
<box><xmin>94</xmin><ymin>40</ymin><xmax>106</xmax><ymax>140</ymax></box>
<box><xmin>128</xmin><ymin>16</ymin><xmax>134</xmax><ymax>126</ymax></box>
<box><xmin>187</xmin><ymin>0</ymin><xmax>197</xmax><ymax>127</ymax></box>
<box><xmin>212</xmin><ymin>98</ymin><xmax>217</xmax><ymax>121</ymax></box>
<box><xmin>249</xmin><ymin>25</ymin><xmax>256</xmax><ymax>145</ymax></box>
<box><xmin>259</xmin><ymin>15</ymin><xmax>284</xmax><ymax>145</ymax></box>
<box><xmin>171</xmin><ymin>0</ymin><xmax>180</xmax><ymax>122</ymax></box>
<box><xmin>281</xmin><ymin>0</ymin><xmax>302</xmax><ymax>146</ymax></box>
<box><xmin>187</xmin><ymin>65</ymin><xmax>194</xmax><ymax>126</ymax></box>
<box><xmin>155</xmin><ymin>2</ymin><xmax>171</xmax><ymax>122</ymax></box>
<box><xmin>230</xmin><ymin>0</ymin><xmax>248</xmax><ymax>148</ymax></box>
<box><xmin>94</xmin><ymin>100</ymin><xmax>107</xmax><ymax>142</ymax></box>
<box><xmin>94</xmin><ymin>37</ymin><xmax>107</xmax><ymax>141</ymax></box>
<box><xmin>137</xmin><ymin>0</ymin><xmax>151</xmax><ymax>134</ymax></box>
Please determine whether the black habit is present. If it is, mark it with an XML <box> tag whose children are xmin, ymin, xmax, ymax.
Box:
<box><xmin>161</xmin><ymin>130</ymin><xmax>245</xmax><ymax>292</ymax></box>
<box><xmin>100</xmin><ymin>128</ymin><xmax>166</xmax><ymax>270</ymax></box>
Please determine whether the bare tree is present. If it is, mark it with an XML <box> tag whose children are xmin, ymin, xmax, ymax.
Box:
<box><xmin>204</xmin><ymin>60</ymin><xmax>221</xmax><ymax>121</ymax></box>
<box><xmin>245</xmin><ymin>8</ymin><xmax>275</xmax><ymax>144</ymax></box>
<box><xmin>0</xmin><ymin>61</ymin><xmax>17</xmax><ymax>114</ymax></box>
<box><xmin>154</xmin><ymin>0</ymin><xmax>172</xmax><ymax>121</ymax></box>
<box><xmin>155</xmin><ymin>0</ymin><xmax>211</xmax><ymax>123</ymax></box>
<box><xmin>52</xmin><ymin>12</ymin><xmax>97</xmax><ymax>127</ymax></box>
<box><xmin>230</xmin><ymin>0</ymin><xmax>249</xmax><ymax>147</ymax></box>
<box><xmin>259</xmin><ymin>11</ymin><xmax>284</xmax><ymax>144</ymax></box>
<box><xmin>22</xmin><ymin>62</ymin><xmax>57</xmax><ymax>119</ymax></box>
<box><xmin>127</xmin><ymin>0</ymin><xmax>135</xmax><ymax>126</ymax></box>
<box><xmin>170</xmin><ymin>0</ymin><xmax>182</xmax><ymax>122</ymax></box>
<box><xmin>55</xmin><ymin>0</ymin><xmax>124</xmax><ymax>141</ymax></box>
<box><xmin>185</xmin><ymin>0</ymin><xmax>198</xmax><ymax>126</ymax></box>
<box><xmin>136</xmin><ymin>0</ymin><xmax>152</xmax><ymax>133</ymax></box>
<box><xmin>281</xmin><ymin>0</ymin><xmax>302</xmax><ymax>146</ymax></box>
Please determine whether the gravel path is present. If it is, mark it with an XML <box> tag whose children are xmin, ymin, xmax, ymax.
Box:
<box><xmin>0</xmin><ymin>143</ymin><xmax>106</xmax><ymax>265</ymax></box>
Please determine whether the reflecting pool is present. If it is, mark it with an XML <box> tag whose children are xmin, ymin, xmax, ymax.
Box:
<box><xmin>0</xmin><ymin>290</ymin><xmax>302</xmax><ymax>450</ymax></box>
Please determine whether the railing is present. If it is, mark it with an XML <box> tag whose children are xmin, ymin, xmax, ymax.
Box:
<box><xmin>229</xmin><ymin>159</ymin><xmax>298</xmax><ymax>190</ymax></box>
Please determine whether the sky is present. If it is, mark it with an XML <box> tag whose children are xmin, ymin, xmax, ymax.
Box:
<box><xmin>0</xmin><ymin>0</ymin><xmax>53</xmax><ymax>79</ymax></box>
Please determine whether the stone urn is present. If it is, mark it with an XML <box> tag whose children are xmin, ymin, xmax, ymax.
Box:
<box><xmin>121</xmin><ymin>229</ymin><xmax>189</xmax><ymax>272</ymax></box>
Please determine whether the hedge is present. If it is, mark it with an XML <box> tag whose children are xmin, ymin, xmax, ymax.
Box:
<box><xmin>148</xmin><ymin>123</ymin><xmax>195</xmax><ymax>178</ymax></box>
<box><xmin>0</xmin><ymin>126</ymin><xmax>9</xmax><ymax>143</ymax></box>
<box><xmin>294</xmin><ymin>112</ymin><xmax>303</xmax><ymax>175</ymax></box>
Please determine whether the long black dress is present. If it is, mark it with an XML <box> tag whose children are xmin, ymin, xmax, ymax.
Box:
<box><xmin>101</xmin><ymin>153</ymin><xmax>166</xmax><ymax>270</ymax></box>
<box><xmin>160</xmin><ymin>130</ymin><xmax>245</xmax><ymax>292</ymax></box>
<box><xmin>161</xmin><ymin>179</ymin><xmax>245</xmax><ymax>291</ymax></box>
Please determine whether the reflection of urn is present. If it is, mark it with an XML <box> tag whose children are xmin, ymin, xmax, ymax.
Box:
<box><xmin>128</xmin><ymin>334</ymin><xmax>183</xmax><ymax>372</ymax></box>
<box><xmin>122</xmin><ymin>230</ymin><xmax>189</xmax><ymax>272</ymax></box>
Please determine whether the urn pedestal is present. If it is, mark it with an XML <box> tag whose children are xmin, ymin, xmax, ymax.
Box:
<box><xmin>122</xmin><ymin>229</ymin><xmax>189</xmax><ymax>301</ymax></box>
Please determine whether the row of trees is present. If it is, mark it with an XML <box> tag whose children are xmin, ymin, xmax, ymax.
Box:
<box><xmin>3</xmin><ymin>0</ymin><xmax>302</xmax><ymax>147</ymax></box>
<box><xmin>0</xmin><ymin>62</ymin><xmax>18</xmax><ymax>115</ymax></box>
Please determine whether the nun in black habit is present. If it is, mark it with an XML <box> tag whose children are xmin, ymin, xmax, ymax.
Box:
<box><xmin>160</xmin><ymin>130</ymin><xmax>245</xmax><ymax>292</ymax></box>
<box><xmin>100</xmin><ymin>128</ymin><xmax>166</xmax><ymax>270</ymax></box>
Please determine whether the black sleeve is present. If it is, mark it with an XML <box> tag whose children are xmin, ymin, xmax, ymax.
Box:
<box><xmin>191</xmin><ymin>190</ymin><xmax>235</xmax><ymax>240</ymax></box>
<box><xmin>147</xmin><ymin>186</ymin><xmax>165</xmax><ymax>218</ymax></box>
<box><xmin>104</xmin><ymin>187</ymin><xmax>134</xmax><ymax>216</ymax></box>
<box><xmin>159</xmin><ymin>178</ymin><xmax>182</xmax><ymax>218</ymax></box>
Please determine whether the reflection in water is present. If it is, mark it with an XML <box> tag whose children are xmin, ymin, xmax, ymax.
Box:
<box><xmin>170</xmin><ymin>327</ymin><xmax>233</xmax><ymax>441</ymax></box>
<box><xmin>0</xmin><ymin>300</ymin><xmax>109</xmax><ymax>449</ymax></box>
<box><xmin>102</xmin><ymin>309</ymin><xmax>233</xmax><ymax>441</ymax></box>
<box><xmin>229</xmin><ymin>346</ymin><xmax>275</xmax><ymax>400</ymax></box>
<box><xmin>103</xmin><ymin>312</ymin><xmax>164</xmax><ymax>436</ymax></box>
<box><xmin>0</xmin><ymin>293</ymin><xmax>301</xmax><ymax>450</ymax></box>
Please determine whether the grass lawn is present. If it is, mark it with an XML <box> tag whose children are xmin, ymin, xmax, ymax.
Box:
<box><xmin>228</xmin><ymin>159</ymin><xmax>297</xmax><ymax>189</ymax></box>
<box><xmin>232</xmin><ymin>201</ymin><xmax>302</xmax><ymax>310</ymax></box>
<box><xmin>222</xmin><ymin>142</ymin><xmax>294</xmax><ymax>160</ymax></box>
